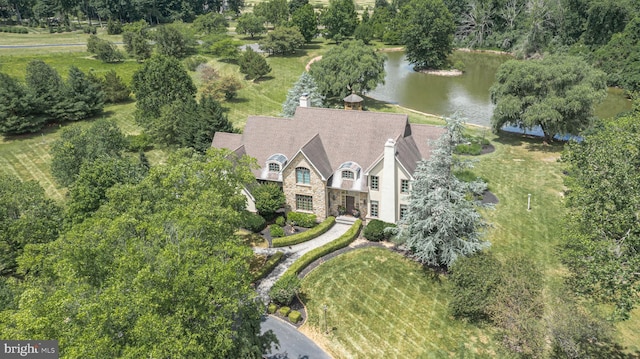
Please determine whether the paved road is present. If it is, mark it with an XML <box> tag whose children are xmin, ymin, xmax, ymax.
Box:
<box><xmin>254</xmin><ymin>223</ymin><xmax>351</xmax><ymax>303</ymax></box>
<box><xmin>261</xmin><ymin>316</ymin><xmax>332</xmax><ymax>359</ymax></box>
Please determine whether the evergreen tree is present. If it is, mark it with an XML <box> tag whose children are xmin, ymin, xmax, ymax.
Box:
<box><xmin>123</xmin><ymin>31</ymin><xmax>152</xmax><ymax>62</ymax></box>
<box><xmin>131</xmin><ymin>55</ymin><xmax>197</xmax><ymax>132</ymax></box>
<box><xmin>239</xmin><ymin>48</ymin><xmax>272</xmax><ymax>81</ymax></box>
<box><xmin>0</xmin><ymin>73</ymin><xmax>43</xmax><ymax>135</ymax></box>
<box><xmin>281</xmin><ymin>72</ymin><xmax>324</xmax><ymax>117</ymax></box>
<box><xmin>25</xmin><ymin>60</ymin><xmax>63</xmax><ymax>122</ymax></box>
<box><xmin>56</xmin><ymin>66</ymin><xmax>105</xmax><ymax>121</ymax></box>
<box><xmin>397</xmin><ymin>116</ymin><xmax>490</xmax><ymax>269</ymax></box>
<box><xmin>101</xmin><ymin>70</ymin><xmax>131</xmax><ymax>103</ymax></box>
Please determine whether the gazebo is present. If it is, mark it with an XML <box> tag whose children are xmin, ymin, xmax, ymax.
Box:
<box><xmin>343</xmin><ymin>93</ymin><xmax>363</xmax><ymax>111</ymax></box>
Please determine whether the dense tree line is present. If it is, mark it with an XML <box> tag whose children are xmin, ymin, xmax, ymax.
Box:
<box><xmin>0</xmin><ymin>60</ymin><xmax>105</xmax><ymax>135</ymax></box>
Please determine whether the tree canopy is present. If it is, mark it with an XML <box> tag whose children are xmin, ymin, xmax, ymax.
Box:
<box><xmin>561</xmin><ymin>113</ymin><xmax>640</xmax><ymax>320</ymax></box>
<box><xmin>309</xmin><ymin>40</ymin><xmax>385</xmax><ymax>99</ymax></box>
<box><xmin>399</xmin><ymin>0</ymin><xmax>456</xmax><ymax>70</ymax></box>
<box><xmin>236</xmin><ymin>13</ymin><xmax>267</xmax><ymax>39</ymax></box>
<box><xmin>397</xmin><ymin>116</ymin><xmax>489</xmax><ymax>269</ymax></box>
<box><xmin>258</xmin><ymin>26</ymin><xmax>305</xmax><ymax>55</ymax></box>
<box><xmin>292</xmin><ymin>4</ymin><xmax>319</xmax><ymax>43</ymax></box>
<box><xmin>1</xmin><ymin>149</ymin><xmax>276</xmax><ymax>357</ymax></box>
<box><xmin>490</xmin><ymin>55</ymin><xmax>607</xmax><ymax>141</ymax></box>
<box><xmin>239</xmin><ymin>48</ymin><xmax>272</xmax><ymax>81</ymax></box>
<box><xmin>321</xmin><ymin>0</ymin><xmax>358</xmax><ymax>42</ymax></box>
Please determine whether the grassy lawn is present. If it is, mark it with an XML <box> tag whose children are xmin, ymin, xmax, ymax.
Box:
<box><xmin>301</xmin><ymin>247</ymin><xmax>499</xmax><ymax>358</ymax></box>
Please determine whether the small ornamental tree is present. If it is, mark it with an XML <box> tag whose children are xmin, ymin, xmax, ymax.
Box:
<box><xmin>281</xmin><ymin>72</ymin><xmax>324</xmax><ymax>117</ymax></box>
<box><xmin>101</xmin><ymin>70</ymin><xmax>130</xmax><ymax>103</ymax></box>
<box><xmin>87</xmin><ymin>35</ymin><xmax>123</xmax><ymax>63</ymax></box>
<box><xmin>397</xmin><ymin>116</ymin><xmax>490</xmax><ymax>269</ymax></box>
<box><xmin>239</xmin><ymin>48</ymin><xmax>272</xmax><ymax>81</ymax></box>
<box><xmin>123</xmin><ymin>31</ymin><xmax>152</xmax><ymax>62</ymax></box>
<box><xmin>254</xmin><ymin>182</ymin><xmax>285</xmax><ymax>221</ymax></box>
<box><xmin>236</xmin><ymin>13</ymin><xmax>266</xmax><ymax>39</ymax></box>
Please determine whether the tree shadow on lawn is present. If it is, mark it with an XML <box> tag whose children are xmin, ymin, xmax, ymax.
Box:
<box><xmin>492</xmin><ymin>130</ymin><xmax>565</xmax><ymax>154</ymax></box>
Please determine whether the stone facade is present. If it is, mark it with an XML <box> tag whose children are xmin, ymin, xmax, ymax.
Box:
<box><xmin>282</xmin><ymin>153</ymin><xmax>327</xmax><ymax>219</ymax></box>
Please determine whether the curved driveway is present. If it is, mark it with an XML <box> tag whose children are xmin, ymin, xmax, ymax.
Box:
<box><xmin>261</xmin><ymin>316</ymin><xmax>332</xmax><ymax>359</ymax></box>
<box><xmin>254</xmin><ymin>223</ymin><xmax>351</xmax><ymax>303</ymax></box>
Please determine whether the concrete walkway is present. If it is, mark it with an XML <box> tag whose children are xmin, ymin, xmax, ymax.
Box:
<box><xmin>261</xmin><ymin>316</ymin><xmax>332</xmax><ymax>359</ymax></box>
<box><xmin>254</xmin><ymin>223</ymin><xmax>351</xmax><ymax>302</ymax></box>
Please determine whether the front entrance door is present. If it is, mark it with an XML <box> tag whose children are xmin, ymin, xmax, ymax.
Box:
<box><xmin>346</xmin><ymin>196</ymin><xmax>355</xmax><ymax>215</ymax></box>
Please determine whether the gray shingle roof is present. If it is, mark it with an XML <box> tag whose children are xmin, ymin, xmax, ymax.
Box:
<box><xmin>212</xmin><ymin>107</ymin><xmax>444</xmax><ymax>182</ymax></box>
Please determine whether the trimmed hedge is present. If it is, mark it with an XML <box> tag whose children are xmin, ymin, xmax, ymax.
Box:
<box><xmin>288</xmin><ymin>310</ymin><xmax>302</xmax><ymax>323</ymax></box>
<box><xmin>272</xmin><ymin>216</ymin><xmax>336</xmax><ymax>247</ymax></box>
<box><xmin>278</xmin><ymin>306</ymin><xmax>291</xmax><ymax>317</ymax></box>
<box><xmin>283</xmin><ymin>219</ymin><xmax>362</xmax><ymax>277</ymax></box>
<box><xmin>287</xmin><ymin>211</ymin><xmax>317</xmax><ymax>228</ymax></box>
<box><xmin>252</xmin><ymin>251</ymin><xmax>285</xmax><ymax>282</ymax></box>
<box><xmin>267</xmin><ymin>303</ymin><xmax>277</xmax><ymax>314</ymax></box>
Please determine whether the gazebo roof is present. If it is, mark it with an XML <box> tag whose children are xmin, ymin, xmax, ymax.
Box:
<box><xmin>343</xmin><ymin>93</ymin><xmax>364</xmax><ymax>103</ymax></box>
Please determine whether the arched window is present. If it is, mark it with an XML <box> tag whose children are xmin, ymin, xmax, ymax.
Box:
<box><xmin>342</xmin><ymin>170</ymin><xmax>354</xmax><ymax>179</ymax></box>
<box><xmin>266</xmin><ymin>154</ymin><xmax>287</xmax><ymax>173</ymax></box>
<box><xmin>296</xmin><ymin>167</ymin><xmax>310</xmax><ymax>184</ymax></box>
<box><xmin>268</xmin><ymin>163</ymin><xmax>280</xmax><ymax>172</ymax></box>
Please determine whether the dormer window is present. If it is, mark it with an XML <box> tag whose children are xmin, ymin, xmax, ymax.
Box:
<box><xmin>266</xmin><ymin>153</ymin><xmax>287</xmax><ymax>174</ymax></box>
<box><xmin>268</xmin><ymin>163</ymin><xmax>280</xmax><ymax>172</ymax></box>
<box><xmin>342</xmin><ymin>170</ymin><xmax>354</xmax><ymax>179</ymax></box>
<box><xmin>338</xmin><ymin>161</ymin><xmax>361</xmax><ymax>179</ymax></box>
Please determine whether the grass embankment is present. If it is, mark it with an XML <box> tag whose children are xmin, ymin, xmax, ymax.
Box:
<box><xmin>302</xmin><ymin>247</ymin><xmax>499</xmax><ymax>358</ymax></box>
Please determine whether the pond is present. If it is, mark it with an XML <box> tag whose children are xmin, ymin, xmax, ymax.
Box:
<box><xmin>368</xmin><ymin>51</ymin><xmax>632</xmax><ymax>130</ymax></box>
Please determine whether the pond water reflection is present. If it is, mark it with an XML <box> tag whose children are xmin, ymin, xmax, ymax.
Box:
<box><xmin>368</xmin><ymin>51</ymin><xmax>632</xmax><ymax>129</ymax></box>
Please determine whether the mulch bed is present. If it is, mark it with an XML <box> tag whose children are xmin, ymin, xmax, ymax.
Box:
<box><xmin>270</xmin><ymin>296</ymin><xmax>307</xmax><ymax>328</ymax></box>
<box><xmin>480</xmin><ymin>143</ymin><xmax>495</xmax><ymax>155</ymax></box>
<box><xmin>482</xmin><ymin>190</ymin><xmax>499</xmax><ymax>205</ymax></box>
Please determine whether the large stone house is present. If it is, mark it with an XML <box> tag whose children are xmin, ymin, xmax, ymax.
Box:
<box><xmin>211</xmin><ymin>101</ymin><xmax>445</xmax><ymax>224</ymax></box>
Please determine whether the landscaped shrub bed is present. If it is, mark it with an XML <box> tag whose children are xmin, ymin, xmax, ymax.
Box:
<box><xmin>363</xmin><ymin>219</ymin><xmax>397</xmax><ymax>242</ymax></box>
<box><xmin>278</xmin><ymin>306</ymin><xmax>291</xmax><ymax>317</ymax></box>
<box><xmin>268</xmin><ymin>303</ymin><xmax>277</xmax><ymax>314</ymax></box>
<box><xmin>270</xmin><ymin>225</ymin><xmax>285</xmax><ymax>238</ymax></box>
<box><xmin>455</xmin><ymin>135</ymin><xmax>491</xmax><ymax>156</ymax></box>
<box><xmin>241</xmin><ymin>211</ymin><xmax>267</xmax><ymax>233</ymax></box>
<box><xmin>272</xmin><ymin>216</ymin><xmax>335</xmax><ymax>247</ymax></box>
<box><xmin>283</xmin><ymin>219</ymin><xmax>362</xmax><ymax>276</ymax></box>
<box><xmin>252</xmin><ymin>251</ymin><xmax>285</xmax><ymax>282</ymax></box>
<box><xmin>287</xmin><ymin>212</ymin><xmax>317</xmax><ymax>228</ymax></box>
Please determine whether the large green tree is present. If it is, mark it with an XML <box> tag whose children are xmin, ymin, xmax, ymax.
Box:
<box><xmin>1</xmin><ymin>149</ymin><xmax>276</xmax><ymax>357</ymax></box>
<box><xmin>561</xmin><ymin>113</ymin><xmax>640</xmax><ymax>320</ymax></box>
<box><xmin>490</xmin><ymin>55</ymin><xmax>607</xmax><ymax>142</ymax></box>
<box><xmin>399</xmin><ymin>0</ymin><xmax>455</xmax><ymax>70</ymax></box>
<box><xmin>0</xmin><ymin>72</ymin><xmax>42</xmax><ymax>135</ymax></box>
<box><xmin>131</xmin><ymin>54</ymin><xmax>197</xmax><ymax>132</ymax></box>
<box><xmin>321</xmin><ymin>0</ymin><xmax>358</xmax><ymax>42</ymax></box>
<box><xmin>309</xmin><ymin>40</ymin><xmax>385</xmax><ymax>99</ymax></box>
<box><xmin>594</xmin><ymin>16</ymin><xmax>640</xmax><ymax>92</ymax></box>
<box><xmin>24</xmin><ymin>59</ymin><xmax>63</xmax><ymax>122</ymax></box>
<box><xmin>0</xmin><ymin>174</ymin><xmax>62</xmax><ymax>276</ymax></box>
<box><xmin>154</xmin><ymin>23</ymin><xmax>195</xmax><ymax>58</ymax></box>
<box><xmin>396</xmin><ymin>117</ymin><xmax>489</xmax><ymax>269</ymax></box>
<box><xmin>50</xmin><ymin>119</ymin><xmax>127</xmax><ymax>187</ymax></box>
<box><xmin>253</xmin><ymin>0</ymin><xmax>289</xmax><ymax>26</ymax></box>
<box><xmin>258</xmin><ymin>26</ymin><xmax>305</xmax><ymax>55</ymax></box>
<box><xmin>55</xmin><ymin>66</ymin><xmax>105</xmax><ymax>121</ymax></box>
<box><xmin>291</xmin><ymin>3</ymin><xmax>318</xmax><ymax>42</ymax></box>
